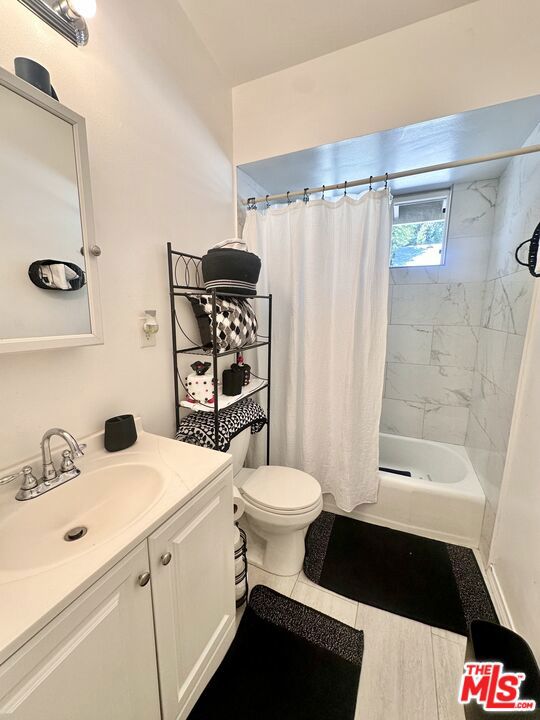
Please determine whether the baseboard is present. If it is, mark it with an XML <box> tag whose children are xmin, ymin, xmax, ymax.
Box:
<box><xmin>483</xmin><ymin>561</ymin><xmax>514</xmax><ymax>629</ymax></box>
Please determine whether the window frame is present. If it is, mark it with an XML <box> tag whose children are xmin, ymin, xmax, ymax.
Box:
<box><xmin>390</xmin><ymin>186</ymin><xmax>453</xmax><ymax>269</ymax></box>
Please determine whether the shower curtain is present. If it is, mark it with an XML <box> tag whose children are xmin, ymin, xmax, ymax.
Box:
<box><xmin>243</xmin><ymin>189</ymin><xmax>392</xmax><ymax>511</ymax></box>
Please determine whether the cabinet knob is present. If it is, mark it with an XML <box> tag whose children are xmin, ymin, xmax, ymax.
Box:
<box><xmin>161</xmin><ymin>552</ymin><xmax>172</xmax><ymax>566</ymax></box>
<box><xmin>138</xmin><ymin>571</ymin><xmax>151</xmax><ymax>587</ymax></box>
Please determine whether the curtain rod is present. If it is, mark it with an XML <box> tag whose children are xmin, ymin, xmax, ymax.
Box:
<box><xmin>243</xmin><ymin>144</ymin><xmax>540</xmax><ymax>206</ymax></box>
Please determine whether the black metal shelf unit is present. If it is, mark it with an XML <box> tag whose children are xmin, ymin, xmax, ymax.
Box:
<box><xmin>167</xmin><ymin>243</ymin><xmax>272</xmax><ymax>465</ymax></box>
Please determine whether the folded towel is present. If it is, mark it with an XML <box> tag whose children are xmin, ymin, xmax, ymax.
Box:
<box><xmin>212</xmin><ymin>238</ymin><xmax>249</xmax><ymax>251</ymax></box>
<box><xmin>41</xmin><ymin>263</ymin><xmax>78</xmax><ymax>290</ymax></box>
<box><xmin>176</xmin><ymin>397</ymin><xmax>266</xmax><ymax>452</ymax></box>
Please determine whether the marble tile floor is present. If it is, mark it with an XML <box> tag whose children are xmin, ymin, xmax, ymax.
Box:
<box><xmin>240</xmin><ymin>563</ymin><xmax>467</xmax><ymax>720</ymax></box>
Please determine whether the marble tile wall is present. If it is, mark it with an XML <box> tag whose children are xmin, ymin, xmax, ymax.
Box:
<box><xmin>381</xmin><ymin>180</ymin><xmax>498</xmax><ymax>444</ymax></box>
<box><xmin>465</xmin><ymin>122</ymin><xmax>540</xmax><ymax>562</ymax></box>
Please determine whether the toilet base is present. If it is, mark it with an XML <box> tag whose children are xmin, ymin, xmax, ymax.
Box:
<box><xmin>240</xmin><ymin>516</ymin><xmax>311</xmax><ymax>577</ymax></box>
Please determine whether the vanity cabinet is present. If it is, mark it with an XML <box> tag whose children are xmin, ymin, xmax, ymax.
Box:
<box><xmin>0</xmin><ymin>469</ymin><xmax>235</xmax><ymax>720</ymax></box>
<box><xmin>149</xmin><ymin>470</ymin><xmax>236</xmax><ymax>720</ymax></box>
<box><xmin>0</xmin><ymin>542</ymin><xmax>161</xmax><ymax>720</ymax></box>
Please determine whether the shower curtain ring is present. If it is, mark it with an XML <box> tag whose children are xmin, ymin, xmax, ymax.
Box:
<box><xmin>287</xmin><ymin>191</ymin><xmax>291</xmax><ymax>205</ymax></box>
<box><xmin>322</xmin><ymin>185</ymin><xmax>325</xmax><ymax>200</ymax></box>
<box><xmin>344</xmin><ymin>180</ymin><xmax>348</xmax><ymax>196</ymax></box>
<box><xmin>384</xmin><ymin>173</ymin><xmax>388</xmax><ymax>189</ymax></box>
<box><xmin>265</xmin><ymin>194</ymin><xmax>270</xmax><ymax>209</ymax></box>
<box><xmin>303</xmin><ymin>188</ymin><xmax>310</xmax><ymax>203</ymax></box>
<box><xmin>247</xmin><ymin>197</ymin><xmax>256</xmax><ymax>210</ymax></box>
<box><xmin>369</xmin><ymin>176</ymin><xmax>373</xmax><ymax>191</ymax></box>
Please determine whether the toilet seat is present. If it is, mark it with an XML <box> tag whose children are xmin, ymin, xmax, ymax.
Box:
<box><xmin>240</xmin><ymin>466</ymin><xmax>322</xmax><ymax>516</ymax></box>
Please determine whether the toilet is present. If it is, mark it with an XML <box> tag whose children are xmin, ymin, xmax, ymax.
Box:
<box><xmin>229</xmin><ymin>429</ymin><xmax>323</xmax><ymax>577</ymax></box>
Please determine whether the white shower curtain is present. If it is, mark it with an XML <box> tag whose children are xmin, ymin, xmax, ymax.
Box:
<box><xmin>243</xmin><ymin>189</ymin><xmax>392</xmax><ymax>511</ymax></box>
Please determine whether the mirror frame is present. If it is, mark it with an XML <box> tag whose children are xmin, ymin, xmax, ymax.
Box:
<box><xmin>0</xmin><ymin>64</ymin><xmax>103</xmax><ymax>354</ymax></box>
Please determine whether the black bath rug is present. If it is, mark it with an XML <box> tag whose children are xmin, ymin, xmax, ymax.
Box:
<box><xmin>188</xmin><ymin>585</ymin><xmax>364</xmax><ymax>720</ymax></box>
<box><xmin>304</xmin><ymin>512</ymin><xmax>498</xmax><ymax>636</ymax></box>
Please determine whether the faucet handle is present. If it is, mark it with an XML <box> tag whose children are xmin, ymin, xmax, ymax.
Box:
<box><xmin>60</xmin><ymin>450</ymin><xmax>75</xmax><ymax>473</ymax></box>
<box><xmin>21</xmin><ymin>466</ymin><xmax>38</xmax><ymax>490</ymax></box>
<box><xmin>0</xmin><ymin>465</ymin><xmax>38</xmax><ymax>490</ymax></box>
<box><xmin>60</xmin><ymin>444</ymin><xmax>86</xmax><ymax>473</ymax></box>
<box><xmin>1</xmin><ymin>466</ymin><xmax>38</xmax><ymax>489</ymax></box>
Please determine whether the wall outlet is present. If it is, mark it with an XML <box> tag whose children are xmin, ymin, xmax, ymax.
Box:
<box><xmin>140</xmin><ymin>310</ymin><xmax>158</xmax><ymax>348</ymax></box>
<box><xmin>141</xmin><ymin>325</ymin><xmax>156</xmax><ymax>347</ymax></box>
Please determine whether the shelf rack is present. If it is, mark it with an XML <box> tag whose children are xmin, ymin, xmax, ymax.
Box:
<box><xmin>167</xmin><ymin>243</ymin><xmax>272</xmax><ymax>464</ymax></box>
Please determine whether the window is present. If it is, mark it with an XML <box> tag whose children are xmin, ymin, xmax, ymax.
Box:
<box><xmin>390</xmin><ymin>188</ymin><xmax>452</xmax><ymax>268</ymax></box>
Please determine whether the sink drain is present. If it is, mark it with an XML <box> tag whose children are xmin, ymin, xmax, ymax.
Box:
<box><xmin>64</xmin><ymin>526</ymin><xmax>88</xmax><ymax>542</ymax></box>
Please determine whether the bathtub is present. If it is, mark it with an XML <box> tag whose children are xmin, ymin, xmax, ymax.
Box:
<box><xmin>324</xmin><ymin>433</ymin><xmax>486</xmax><ymax>548</ymax></box>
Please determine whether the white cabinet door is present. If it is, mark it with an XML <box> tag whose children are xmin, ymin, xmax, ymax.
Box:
<box><xmin>0</xmin><ymin>542</ymin><xmax>161</xmax><ymax>720</ymax></box>
<box><xmin>149</xmin><ymin>469</ymin><xmax>236</xmax><ymax>720</ymax></box>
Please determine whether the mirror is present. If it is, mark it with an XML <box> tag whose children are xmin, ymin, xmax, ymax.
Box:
<box><xmin>0</xmin><ymin>66</ymin><xmax>102</xmax><ymax>353</ymax></box>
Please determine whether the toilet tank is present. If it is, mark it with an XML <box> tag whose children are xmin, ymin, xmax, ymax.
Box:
<box><xmin>228</xmin><ymin>428</ymin><xmax>251</xmax><ymax>477</ymax></box>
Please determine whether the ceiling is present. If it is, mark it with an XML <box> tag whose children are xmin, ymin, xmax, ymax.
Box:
<box><xmin>238</xmin><ymin>95</ymin><xmax>540</xmax><ymax>199</ymax></box>
<box><xmin>179</xmin><ymin>0</ymin><xmax>478</xmax><ymax>85</ymax></box>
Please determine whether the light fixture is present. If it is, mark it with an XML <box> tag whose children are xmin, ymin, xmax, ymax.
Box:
<box><xmin>17</xmin><ymin>0</ymin><xmax>96</xmax><ymax>46</ymax></box>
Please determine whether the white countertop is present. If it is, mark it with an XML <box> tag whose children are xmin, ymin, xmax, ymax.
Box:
<box><xmin>0</xmin><ymin>423</ymin><xmax>231</xmax><ymax>666</ymax></box>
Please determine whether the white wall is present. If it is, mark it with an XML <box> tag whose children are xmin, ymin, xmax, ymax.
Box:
<box><xmin>233</xmin><ymin>0</ymin><xmax>540</xmax><ymax>166</ymax></box>
<box><xmin>489</xmin><ymin>282</ymin><xmax>540</xmax><ymax>660</ymax></box>
<box><xmin>0</xmin><ymin>0</ymin><xmax>234</xmax><ymax>468</ymax></box>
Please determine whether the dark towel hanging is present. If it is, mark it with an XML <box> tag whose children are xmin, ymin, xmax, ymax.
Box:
<box><xmin>28</xmin><ymin>260</ymin><xmax>86</xmax><ymax>291</ymax></box>
<box><xmin>515</xmin><ymin>221</ymin><xmax>540</xmax><ymax>277</ymax></box>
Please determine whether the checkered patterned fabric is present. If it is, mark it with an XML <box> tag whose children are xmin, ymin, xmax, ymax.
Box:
<box><xmin>176</xmin><ymin>398</ymin><xmax>267</xmax><ymax>451</ymax></box>
<box><xmin>189</xmin><ymin>295</ymin><xmax>258</xmax><ymax>352</ymax></box>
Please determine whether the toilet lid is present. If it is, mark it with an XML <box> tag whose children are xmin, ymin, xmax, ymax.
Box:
<box><xmin>241</xmin><ymin>466</ymin><xmax>321</xmax><ymax>513</ymax></box>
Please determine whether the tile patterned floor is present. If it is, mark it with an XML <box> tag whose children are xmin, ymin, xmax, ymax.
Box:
<box><xmin>244</xmin><ymin>564</ymin><xmax>466</xmax><ymax>720</ymax></box>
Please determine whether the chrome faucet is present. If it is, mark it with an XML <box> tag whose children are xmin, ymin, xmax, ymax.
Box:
<box><xmin>41</xmin><ymin>428</ymin><xmax>85</xmax><ymax>482</ymax></box>
<box><xmin>0</xmin><ymin>428</ymin><xmax>85</xmax><ymax>501</ymax></box>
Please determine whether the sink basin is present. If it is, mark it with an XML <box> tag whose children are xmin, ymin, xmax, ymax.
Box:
<box><xmin>0</xmin><ymin>462</ymin><xmax>166</xmax><ymax>582</ymax></box>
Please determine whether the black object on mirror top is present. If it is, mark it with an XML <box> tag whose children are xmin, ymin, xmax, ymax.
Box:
<box><xmin>104</xmin><ymin>415</ymin><xmax>137</xmax><ymax>452</ymax></box>
<box><xmin>14</xmin><ymin>58</ymin><xmax>59</xmax><ymax>100</ymax></box>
